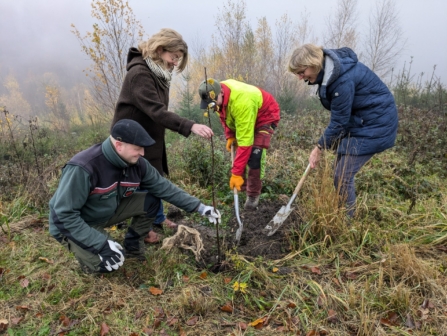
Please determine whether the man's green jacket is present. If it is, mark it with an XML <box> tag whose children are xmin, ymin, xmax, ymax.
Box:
<box><xmin>49</xmin><ymin>138</ymin><xmax>200</xmax><ymax>254</ymax></box>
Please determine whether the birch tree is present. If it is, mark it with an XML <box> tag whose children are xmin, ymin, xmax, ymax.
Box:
<box><xmin>254</xmin><ymin>17</ymin><xmax>274</xmax><ymax>91</ymax></box>
<box><xmin>72</xmin><ymin>0</ymin><xmax>144</xmax><ymax>116</ymax></box>
<box><xmin>362</xmin><ymin>0</ymin><xmax>406</xmax><ymax>77</ymax></box>
<box><xmin>324</xmin><ymin>0</ymin><xmax>359</xmax><ymax>49</ymax></box>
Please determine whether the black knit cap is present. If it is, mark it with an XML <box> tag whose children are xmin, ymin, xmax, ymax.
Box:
<box><xmin>111</xmin><ymin>119</ymin><xmax>155</xmax><ymax>147</ymax></box>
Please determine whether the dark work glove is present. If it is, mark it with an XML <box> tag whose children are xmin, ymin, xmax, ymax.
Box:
<box><xmin>98</xmin><ymin>240</ymin><xmax>125</xmax><ymax>272</ymax></box>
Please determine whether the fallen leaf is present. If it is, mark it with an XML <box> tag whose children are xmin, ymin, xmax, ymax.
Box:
<box><xmin>59</xmin><ymin>315</ymin><xmax>70</xmax><ymax>327</ymax></box>
<box><xmin>179</xmin><ymin>326</ymin><xmax>186</xmax><ymax>336</ymax></box>
<box><xmin>327</xmin><ymin>309</ymin><xmax>338</xmax><ymax>323</ymax></box>
<box><xmin>237</xmin><ymin>322</ymin><xmax>247</xmax><ymax>330</ymax></box>
<box><xmin>380</xmin><ymin>312</ymin><xmax>399</xmax><ymax>326</ymax></box>
<box><xmin>306</xmin><ymin>330</ymin><xmax>317</xmax><ymax>336</ymax></box>
<box><xmin>310</xmin><ymin>266</ymin><xmax>321</xmax><ymax>275</ymax></box>
<box><xmin>103</xmin><ymin>306</ymin><xmax>112</xmax><ymax>315</ymax></box>
<box><xmin>153</xmin><ymin>307</ymin><xmax>165</xmax><ymax>318</ymax></box>
<box><xmin>153</xmin><ymin>318</ymin><xmax>162</xmax><ymax>328</ymax></box>
<box><xmin>317</xmin><ymin>294</ymin><xmax>326</xmax><ymax>307</ymax></box>
<box><xmin>42</xmin><ymin>273</ymin><xmax>51</xmax><ymax>280</ymax></box>
<box><xmin>272</xmin><ymin>267</ymin><xmax>279</xmax><ymax>273</ymax></box>
<box><xmin>100</xmin><ymin>322</ymin><xmax>110</xmax><ymax>336</ymax></box>
<box><xmin>224</xmin><ymin>277</ymin><xmax>232</xmax><ymax>284</ymax></box>
<box><xmin>11</xmin><ymin>317</ymin><xmax>23</xmax><ymax>325</ymax></box>
<box><xmin>249</xmin><ymin>317</ymin><xmax>266</xmax><ymax>328</ymax></box>
<box><xmin>287</xmin><ymin>301</ymin><xmax>297</xmax><ymax>309</ymax></box>
<box><xmin>20</xmin><ymin>278</ymin><xmax>29</xmax><ymax>288</ymax></box>
<box><xmin>233</xmin><ymin>282</ymin><xmax>247</xmax><ymax>293</ymax></box>
<box><xmin>418</xmin><ymin>308</ymin><xmax>429</xmax><ymax>320</ymax></box>
<box><xmin>35</xmin><ymin>312</ymin><xmax>43</xmax><ymax>318</ymax></box>
<box><xmin>199</xmin><ymin>271</ymin><xmax>208</xmax><ymax>279</ymax></box>
<box><xmin>420</xmin><ymin>298</ymin><xmax>434</xmax><ymax>309</ymax></box>
<box><xmin>221</xmin><ymin>303</ymin><xmax>233</xmax><ymax>313</ymax></box>
<box><xmin>16</xmin><ymin>305</ymin><xmax>29</xmax><ymax>311</ymax></box>
<box><xmin>0</xmin><ymin>319</ymin><xmax>8</xmax><ymax>332</ymax></box>
<box><xmin>39</xmin><ymin>257</ymin><xmax>54</xmax><ymax>264</ymax></box>
<box><xmin>405</xmin><ymin>313</ymin><xmax>415</xmax><ymax>329</ymax></box>
<box><xmin>167</xmin><ymin>317</ymin><xmax>178</xmax><ymax>326</ymax></box>
<box><xmin>388</xmin><ymin>312</ymin><xmax>399</xmax><ymax>323</ymax></box>
<box><xmin>40</xmin><ymin>284</ymin><xmax>55</xmax><ymax>293</ymax></box>
<box><xmin>186</xmin><ymin>316</ymin><xmax>198</xmax><ymax>326</ymax></box>
<box><xmin>115</xmin><ymin>299</ymin><xmax>126</xmax><ymax>308</ymax></box>
<box><xmin>134</xmin><ymin>311</ymin><xmax>144</xmax><ymax>320</ymax></box>
<box><xmin>436</xmin><ymin>245</ymin><xmax>447</xmax><ymax>252</ymax></box>
<box><xmin>332</xmin><ymin>278</ymin><xmax>341</xmax><ymax>287</ymax></box>
<box><xmin>129</xmin><ymin>333</ymin><xmax>139</xmax><ymax>336</ymax></box>
<box><xmin>182</xmin><ymin>275</ymin><xmax>189</xmax><ymax>282</ymax></box>
<box><xmin>149</xmin><ymin>287</ymin><xmax>163</xmax><ymax>296</ymax></box>
<box><xmin>142</xmin><ymin>327</ymin><xmax>154</xmax><ymax>335</ymax></box>
<box><xmin>345</xmin><ymin>272</ymin><xmax>357</xmax><ymax>280</ymax></box>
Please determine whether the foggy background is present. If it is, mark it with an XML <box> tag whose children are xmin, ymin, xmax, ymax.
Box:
<box><xmin>0</xmin><ymin>0</ymin><xmax>445</xmax><ymax>102</ymax></box>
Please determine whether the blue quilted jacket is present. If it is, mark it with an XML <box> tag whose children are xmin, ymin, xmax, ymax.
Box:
<box><xmin>315</xmin><ymin>48</ymin><xmax>398</xmax><ymax>155</ymax></box>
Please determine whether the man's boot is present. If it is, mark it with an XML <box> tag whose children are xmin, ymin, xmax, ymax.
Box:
<box><xmin>123</xmin><ymin>227</ymin><xmax>146</xmax><ymax>260</ymax></box>
<box><xmin>244</xmin><ymin>195</ymin><xmax>260</xmax><ymax>210</ymax></box>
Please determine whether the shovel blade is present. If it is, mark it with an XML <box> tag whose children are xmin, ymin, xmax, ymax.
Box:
<box><xmin>235</xmin><ymin>226</ymin><xmax>243</xmax><ymax>243</ymax></box>
<box><xmin>264</xmin><ymin>205</ymin><xmax>294</xmax><ymax>236</ymax></box>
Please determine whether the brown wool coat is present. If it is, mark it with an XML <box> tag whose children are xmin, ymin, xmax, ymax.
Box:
<box><xmin>112</xmin><ymin>48</ymin><xmax>194</xmax><ymax>175</ymax></box>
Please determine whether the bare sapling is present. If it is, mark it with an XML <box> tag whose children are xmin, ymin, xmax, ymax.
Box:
<box><xmin>203</xmin><ymin>67</ymin><xmax>222</xmax><ymax>263</ymax></box>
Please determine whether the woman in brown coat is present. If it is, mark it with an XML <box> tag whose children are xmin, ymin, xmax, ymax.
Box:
<box><xmin>112</xmin><ymin>28</ymin><xmax>213</xmax><ymax>243</ymax></box>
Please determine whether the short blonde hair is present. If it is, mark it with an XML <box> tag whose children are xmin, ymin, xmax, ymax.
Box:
<box><xmin>138</xmin><ymin>28</ymin><xmax>188</xmax><ymax>72</ymax></box>
<box><xmin>288</xmin><ymin>44</ymin><xmax>324</xmax><ymax>74</ymax></box>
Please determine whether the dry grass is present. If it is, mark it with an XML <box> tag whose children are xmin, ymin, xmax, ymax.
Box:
<box><xmin>3</xmin><ymin>117</ymin><xmax>447</xmax><ymax>334</ymax></box>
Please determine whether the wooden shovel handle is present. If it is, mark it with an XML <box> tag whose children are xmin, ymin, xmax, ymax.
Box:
<box><xmin>290</xmin><ymin>164</ymin><xmax>311</xmax><ymax>202</ymax></box>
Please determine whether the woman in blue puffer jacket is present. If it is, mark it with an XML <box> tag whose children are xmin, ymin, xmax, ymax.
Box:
<box><xmin>288</xmin><ymin>44</ymin><xmax>398</xmax><ymax>217</ymax></box>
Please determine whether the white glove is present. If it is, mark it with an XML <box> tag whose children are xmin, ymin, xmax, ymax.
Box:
<box><xmin>98</xmin><ymin>240</ymin><xmax>125</xmax><ymax>272</ymax></box>
<box><xmin>198</xmin><ymin>203</ymin><xmax>221</xmax><ymax>225</ymax></box>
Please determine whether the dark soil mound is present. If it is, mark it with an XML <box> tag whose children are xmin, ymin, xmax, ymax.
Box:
<box><xmin>168</xmin><ymin>200</ymin><xmax>302</xmax><ymax>268</ymax></box>
<box><xmin>225</xmin><ymin>200</ymin><xmax>301</xmax><ymax>260</ymax></box>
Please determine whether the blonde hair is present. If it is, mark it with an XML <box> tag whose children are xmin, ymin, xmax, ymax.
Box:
<box><xmin>288</xmin><ymin>44</ymin><xmax>324</xmax><ymax>74</ymax></box>
<box><xmin>138</xmin><ymin>28</ymin><xmax>188</xmax><ymax>72</ymax></box>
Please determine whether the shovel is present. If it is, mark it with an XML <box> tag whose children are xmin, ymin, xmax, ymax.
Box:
<box><xmin>264</xmin><ymin>163</ymin><xmax>311</xmax><ymax>236</ymax></box>
<box><xmin>231</xmin><ymin>143</ymin><xmax>244</xmax><ymax>243</ymax></box>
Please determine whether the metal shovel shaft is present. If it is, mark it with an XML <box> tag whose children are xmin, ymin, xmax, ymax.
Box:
<box><xmin>231</xmin><ymin>143</ymin><xmax>244</xmax><ymax>243</ymax></box>
<box><xmin>234</xmin><ymin>189</ymin><xmax>243</xmax><ymax>242</ymax></box>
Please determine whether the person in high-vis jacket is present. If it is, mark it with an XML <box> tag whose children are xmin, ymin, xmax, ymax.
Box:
<box><xmin>198</xmin><ymin>79</ymin><xmax>281</xmax><ymax>210</ymax></box>
<box><xmin>49</xmin><ymin>119</ymin><xmax>220</xmax><ymax>274</ymax></box>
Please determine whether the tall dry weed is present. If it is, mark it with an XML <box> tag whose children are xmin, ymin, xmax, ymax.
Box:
<box><xmin>386</xmin><ymin>243</ymin><xmax>442</xmax><ymax>294</ymax></box>
<box><xmin>299</xmin><ymin>153</ymin><xmax>349</xmax><ymax>242</ymax></box>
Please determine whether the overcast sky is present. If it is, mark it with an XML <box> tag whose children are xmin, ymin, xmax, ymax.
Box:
<box><xmin>0</xmin><ymin>0</ymin><xmax>445</xmax><ymax>88</ymax></box>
